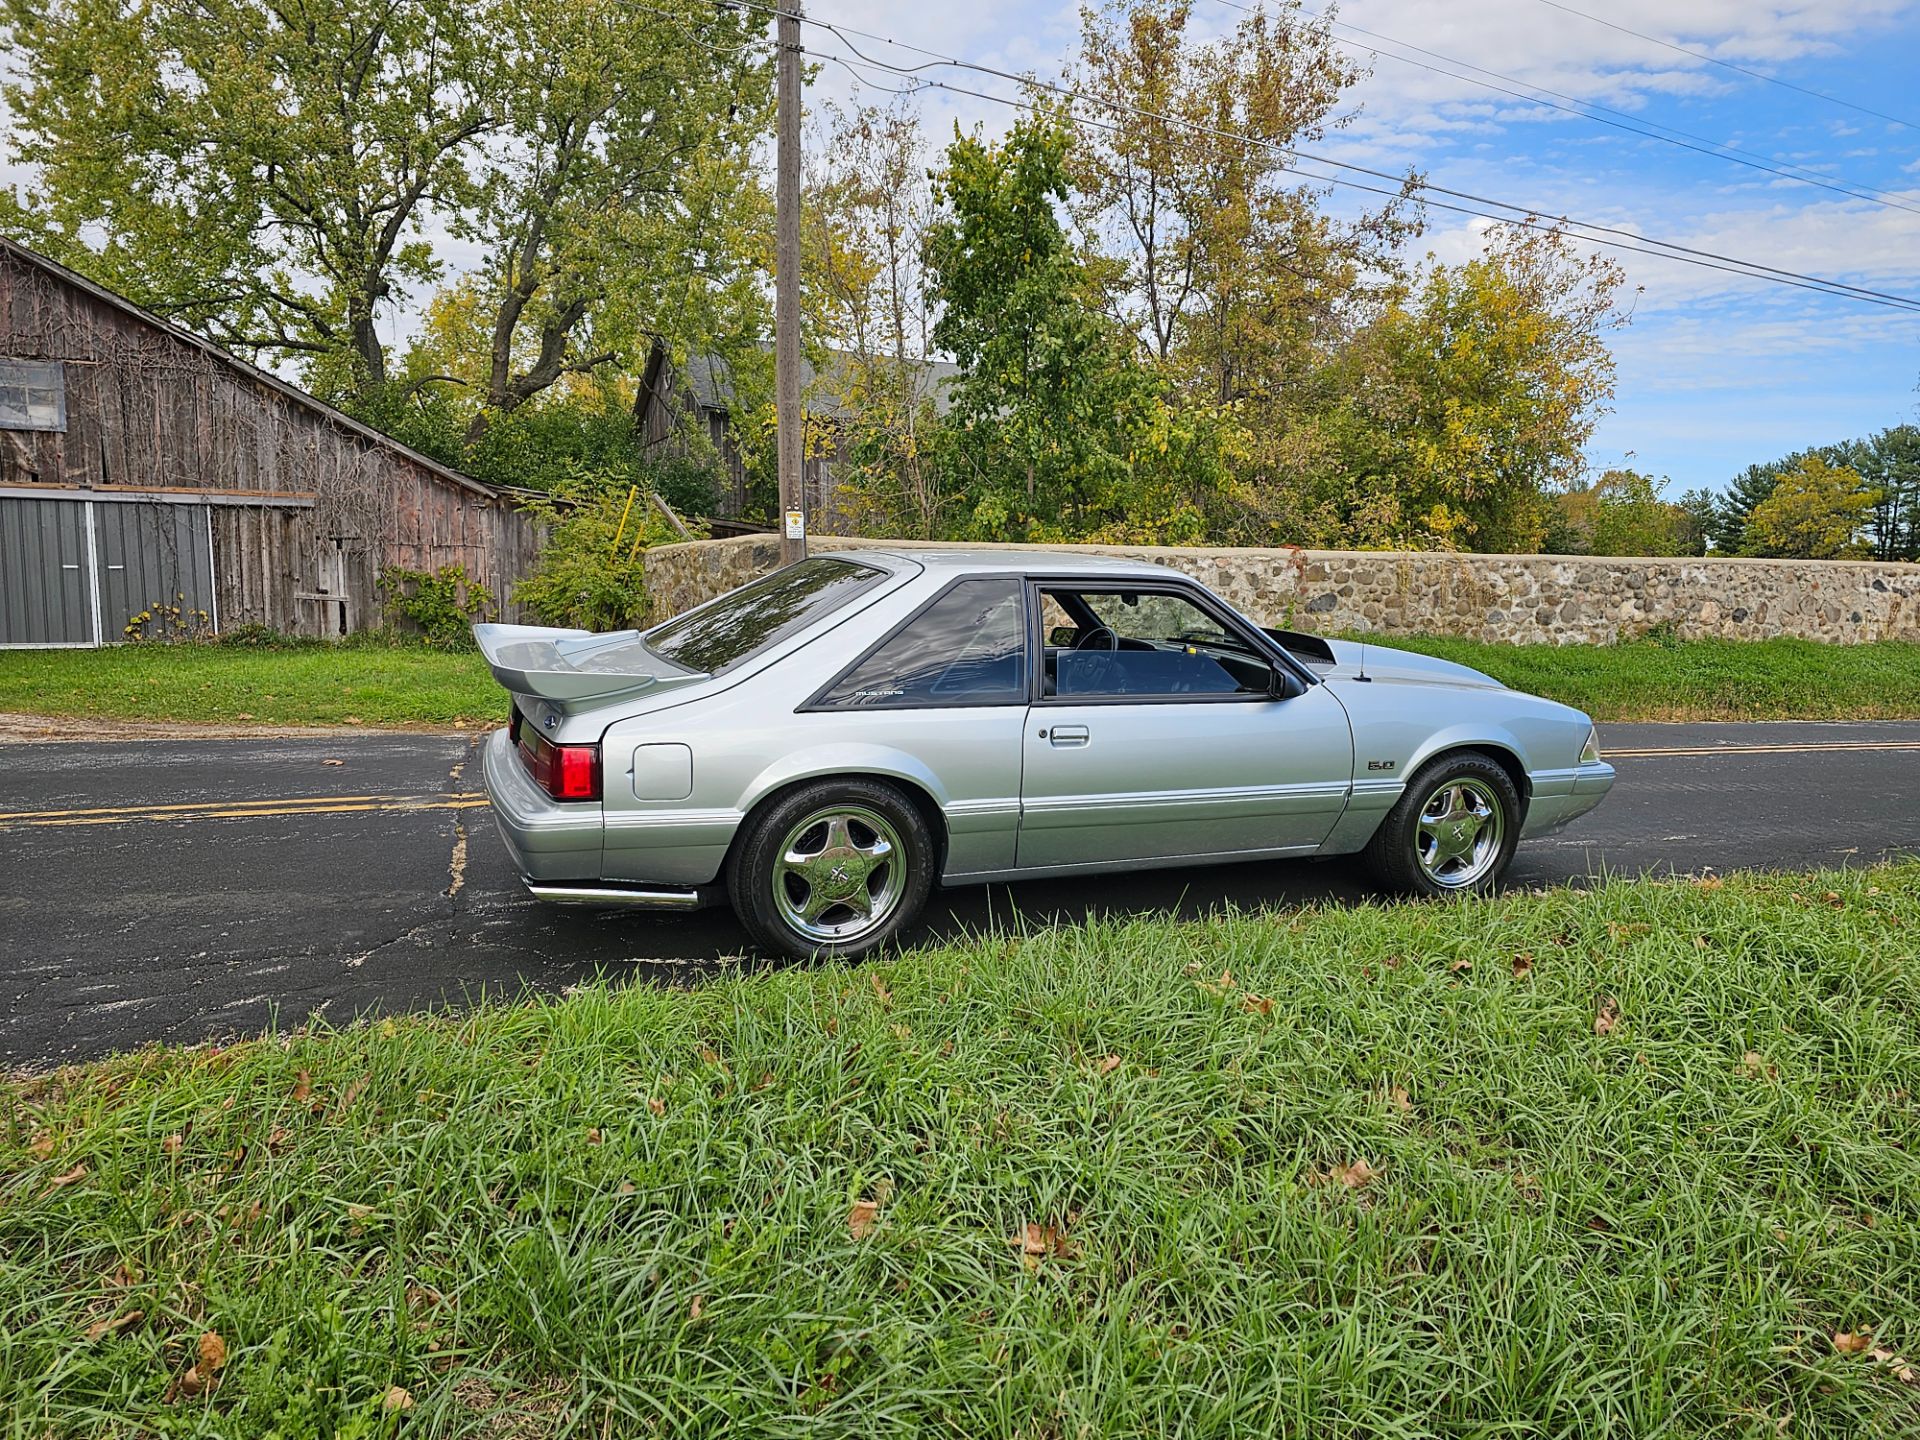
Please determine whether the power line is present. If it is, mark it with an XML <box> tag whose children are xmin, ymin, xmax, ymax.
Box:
<box><xmin>810</xmin><ymin>42</ymin><xmax>1920</xmax><ymax>314</ymax></box>
<box><xmin>1526</xmin><ymin>0</ymin><xmax>1920</xmax><ymax>132</ymax></box>
<box><xmin>773</xmin><ymin>7</ymin><xmax>1920</xmax><ymax>313</ymax></box>
<box><xmin>1206</xmin><ymin>0</ymin><xmax>1920</xmax><ymax>219</ymax></box>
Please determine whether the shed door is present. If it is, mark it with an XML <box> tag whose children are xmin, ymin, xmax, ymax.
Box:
<box><xmin>93</xmin><ymin>502</ymin><xmax>216</xmax><ymax>640</ymax></box>
<box><xmin>0</xmin><ymin>497</ymin><xmax>95</xmax><ymax>646</ymax></box>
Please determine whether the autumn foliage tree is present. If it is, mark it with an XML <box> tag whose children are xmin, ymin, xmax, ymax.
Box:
<box><xmin>1739</xmin><ymin>456</ymin><xmax>1876</xmax><ymax>559</ymax></box>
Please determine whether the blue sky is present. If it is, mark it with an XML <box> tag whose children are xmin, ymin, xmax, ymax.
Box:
<box><xmin>816</xmin><ymin>0</ymin><xmax>1920</xmax><ymax>497</ymax></box>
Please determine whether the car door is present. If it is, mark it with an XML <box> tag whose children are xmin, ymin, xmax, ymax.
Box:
<box><xmin>1016</xmin><ymin>582</ymin><xmax>1353</xmax><ymax>871</ymax></box>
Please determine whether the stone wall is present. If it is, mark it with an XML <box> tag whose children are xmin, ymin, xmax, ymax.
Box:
<box><xmin>642</xmin><ymin>535</ymin><xmax>1920</xmax><ymax>644</ymax></box>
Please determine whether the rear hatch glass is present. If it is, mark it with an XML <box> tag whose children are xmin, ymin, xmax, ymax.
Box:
<box><xmin>644</xmin><ymin>556</ymin><xmax>885</xmax><ymax>676</ymax></box>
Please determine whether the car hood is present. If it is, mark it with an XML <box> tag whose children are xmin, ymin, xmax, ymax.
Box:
<box><xmin>1313</xmin><ymin>638</ymin><xmax>1505</xmax><ymax>691</ymax></box>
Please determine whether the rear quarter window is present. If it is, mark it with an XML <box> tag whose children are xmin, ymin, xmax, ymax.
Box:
<box><xmin>814</xmin><ymin>578</ymin><xmax>1029</xmax><ymax>708</ymax></box>
<box><xmin>645</xmin><ymin>557</ymin><xmax>884</xmax><ymax>675</ymax></box>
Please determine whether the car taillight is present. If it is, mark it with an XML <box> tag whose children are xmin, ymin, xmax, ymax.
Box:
<box><xmin>515</xmin><ymin>722</ymin><xmax>601</xmax><ymax>802</ymax></box>
<box><xmin>551</xmin><ymin>743</ymin><xmax>600</xmax><ymax>801</ymax></box>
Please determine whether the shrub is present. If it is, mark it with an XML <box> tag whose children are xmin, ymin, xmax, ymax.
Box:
<box><xmin>514</xmin><ymin>484</ymin><xmax>703</xmax><ymax>632</ymax></box>
<box><xmin>374</xmin><ymin>564</ymin><xmax>498</xmax><ymax>648</ymax></box>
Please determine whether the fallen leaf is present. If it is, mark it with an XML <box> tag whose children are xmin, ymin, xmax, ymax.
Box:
<box><xmin>198</xmin><ymin>1331</ymin><xmax>227</xmax><ymax>1373</ymax></box>
<box><xmin>617</xmin><ymin>1180</ymin><xmax>637</xmax><ymax>1196</ymax></box>
<box><xmin>891</xmin><ymin>1023</ymin><xmax>912</xmax><ymax>1041</ymax></box>
<box><xmin>28</xmin><ymin>1131</ymin><xmax>55</xmax><ymax>1160</ymax></box>
<box><xmin>322</xmin><ymin>758</ymin><xmax>344</xmax><ymax>766</ymax></box>
<box><xmin>1449</xmin><ymin>958</ymin><xmax>1473</xmax><ymax>974</ymax></box>
<box><xmin>346</xmin><ymin>1203</ymin><xmax>374</xmax><ymax>1223</ymax></box>
<box><xmin>1241</xmin><ymin>993</ymin><xmax>1274</xmax><ymax>1016</ymax></box>
<box><xmin>755</xmin><ymin>1072</ymin><xmax>776</xmax><ymax>1090</ymax></box>
<box><xmin>1331</xmin><ymin>1158</ymin><xmax>1378</xmax><ymax>1190</ymax></box>
<box><xmin>383</xmin><ymin>1385</ymin><xmax>414</xmax><ymax>1411</ymax></box>
<box><xmin>1384</xmin><ymin>953</ymin><xmax>1404</xmax><ymax>970</ymax></box>
<box><xmin>1009</xmin><ymin>1221</ymin><xmax>1076</xmax><ymax>1267</ymax></box>
<box><xmin>690</xmin><ymin>1294</ymin><xmax>705</xmax><ymax>1322</ymax></box>
<box><xmin>870</xmin><ymin>973</ymin><xmax>893</xmax><ymax>1008</ymax></box>
<box><xmin>1594</xmin><ymin>997</ymin><xmax>1622</xmax><ymax>1036</ymax></box>
<box><xmin>161</xmin><ymin>1133</ymin><xmax>183</xmax><ymax>1156</ymax></box>
<box><xmin>1868</xmin><ymin>1347</ymin><xmax>1917</xmax><ymax>1385</ymax></box>
<box><xmin>336</xmin><ymin>1075</ymin><xmax>370</xmax><ymax>1115</ymax></box>
<box><xmin>1742</xmin><ymin>1051</ymin><xmax>1778</xmax><ymax>1079</ymax></box>
<box><xmin>1388</xmin><ymin>1086</ymin><xmax>1413</xmax><ymax>1115</ymax></box>
<box><xmin>1217</xmin><ymin>968</ymin><xmax>1235</xmax><ymax>990</ymax></box>
<box><xmin>1096</xmin><ymin>1054</ymin><xmax>1122</xmax><ymax>1075</ymax></box>
<box><xmin>1607</xmin><ymin>922</ymin><xmax>1651</xmax><ymax>941</ymax></box>
<box><xmin>378</xmin><ymin>1018</ymin><xmax>397</xmax><ymax>1040</ymax></box>
<box><xmin>1695</xmin><ymin>874</ymin><xmax>1724</xmax><ymax>891</ymax></box>
<box><xmin>848</xmin><ymin>1199</ymin><xmax>880</xmax><ymax>1240</ymax></box>
<box><xmin>1511</xmin><ymin>952</ymin><xmax>1534</xmax><ymax>979</ymax></box>
<box><xmin>586</xmin><ymin>1127</ymin><xmax>603</xmax><ymax>1146</ymax></box>
<box><xmin>266</xmin><ymin>1126</ymin><xmax>291</xmax><ymax>1154</ymax></box>
<box><xmin>1834</xmin><ymin>1329</ymin><xmax>1872</xmax><ymax>1355</ymax></box>
<box><xmin>1695</xmin><ymin>934</ymin><xmax>1711</xmax><ymax>949</ymax></box>
<box><xmin>47</xmin><ymin>1163</ymin><xmax>88</xmax><ymax>1189</ymax></box>
<box><xmin>647</xmin><ymin>1097</ymin><xmax>666</xmax><ymax>1117</ymax></box>
<box><xmin>1823</xmin><ymin>890</ymin><xmax>1844</xmax><ymax>908</ymax></box>
<box><xmin>84</xmin><ymin>1308</ymin><xmax>143</xmax><ymax>1341</ymax></box>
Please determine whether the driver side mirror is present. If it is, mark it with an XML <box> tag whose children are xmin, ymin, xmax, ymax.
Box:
<box><xmin>1047</xmin><ymin>625</ymin><xmax>1078</xmax><ymax>648</ymax></box>
<box><xmin>1266</xmin><ymin>663</ymin><xmax>1293</xmax><ymax>699</ymax></box>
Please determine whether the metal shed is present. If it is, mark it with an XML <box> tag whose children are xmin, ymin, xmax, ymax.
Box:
<box><xmin>0</xmin><ymin>237</ymin><xmax>543</xmax><ymax>647</ymax></box>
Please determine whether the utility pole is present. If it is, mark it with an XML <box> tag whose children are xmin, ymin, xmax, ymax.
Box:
<box><xmin>775</xmin><ymin>0</ymin><xmax>806</xmax><ymax>564</ymax></box>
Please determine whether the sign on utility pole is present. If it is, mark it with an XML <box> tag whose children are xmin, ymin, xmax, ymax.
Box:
<box><xmin>775</xmin><ymin>2</ymin><xmax>806</xmax><ymax>564</ymax></box>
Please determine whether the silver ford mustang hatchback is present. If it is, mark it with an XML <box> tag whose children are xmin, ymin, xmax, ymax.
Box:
<box><xmin>476</xmin><ymin>549</ymin><xmax>1614</xmax><ymax>958</ymax></box>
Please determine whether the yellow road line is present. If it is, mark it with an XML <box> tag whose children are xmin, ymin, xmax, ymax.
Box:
<box><xmin>1</xmin><ymin>796</ymin><xmax>491</xmax><ymax>829</ymax></box>
<box><xmin>1610</xmin><ymin>740</ymin><xmax>1920</xmax><ymax>759</ymax></box>
<box><xmin>0</xmin><ymin>791</ymin><xmax>487</xmax><ymax>823</ymax></box>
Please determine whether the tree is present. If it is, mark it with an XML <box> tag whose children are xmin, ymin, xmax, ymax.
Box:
<box><xmin>3</xmin><ymin>0</ymin><xmax>497</xmax><ymax>392</ymax></box>
<box><xmin>802</xmin><ymin>101</ymin><xmax>947</xmax><ymax>538</ymax></box>
<box><xmin>1853</xmin><ymin>424</ymin><xmax>1920</xmax><ymax>561</ymax></box>
<box><xmin>1294</xmin><ymin>226</ymin><xmax>1627</xmax><ymax>551</ymax></box>
<box><xmin>923</xmin><ymin>116</ymin><xmax>1137</xmax><ymax>540</ymax></box>
<box><xmin>1548</xmin><ymin>470</ymin><xmax>1697</xmax><ymax>556</ymax></box>
<box><xmin>1739</xmin><ymin>456</ymin><xmax>1876</xmax><ymax>559</ymax></box>
<box><xmin>2</xmin><ymin>0</ymin><xmax>773</xmax><ymax>409</ymax></box>
<box><xmin>453</xmin><ymin>0</ymin><xmax>772</xmax><ymax>436</ymax></box>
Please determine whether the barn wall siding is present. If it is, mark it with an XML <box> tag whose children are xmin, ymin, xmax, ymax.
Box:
<box><xmin>0</xmin><ymin>242</ymin><xmax>545</xmax><ymax>641</ymax></box>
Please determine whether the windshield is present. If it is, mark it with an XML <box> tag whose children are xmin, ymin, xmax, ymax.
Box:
<box><xmin>645</xmin><ymin>557</ymin><xmax>885</xmax><ymax>675</ymax></box>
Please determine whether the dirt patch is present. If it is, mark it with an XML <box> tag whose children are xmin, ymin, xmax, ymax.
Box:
<box><xmin>0</xmin><ymin>712</ymin><xmax>473</xmax><ymax>743</ymax></box>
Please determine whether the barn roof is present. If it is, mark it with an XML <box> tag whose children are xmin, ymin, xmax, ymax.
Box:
<box><xmin>0</xmin><ymin>235</ymin><xmax>502</xmax><ymax>502</ymax></box>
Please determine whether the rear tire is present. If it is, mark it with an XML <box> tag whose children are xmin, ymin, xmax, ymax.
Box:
<box><xmin>727</xmin><ymin>778</ymin><xmax>934</xmax><ymax>960</ymax></box>
<box><xmin>1363</xmin><ymin>752</ymin><xmax>1521</xmax><ymax>897</ymax></box>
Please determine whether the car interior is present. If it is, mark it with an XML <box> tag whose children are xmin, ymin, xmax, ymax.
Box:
<box><xmin>1039</xmin><ymin>587</ymin><xmax>1280</xmax><ymax>698</ymax></box>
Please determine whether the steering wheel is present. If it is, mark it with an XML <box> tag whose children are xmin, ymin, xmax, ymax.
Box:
<box><xmin>1072</xmin><ymin>624</ymin><xmax>1119</xmax><ymax>652</ymax></box>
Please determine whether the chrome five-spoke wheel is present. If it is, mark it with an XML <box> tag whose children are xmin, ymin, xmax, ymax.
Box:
<box><xmin>1414</xmin><ymin>777</ymin><xmax>1505</xmax><ymax>888</ymax></box>
<box><xmin>771</xmin><ymin>804</ymin><xmax>907</xmax><ymax>944</ymax></box>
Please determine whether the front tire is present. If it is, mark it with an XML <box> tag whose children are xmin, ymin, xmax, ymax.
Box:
<box><xmin>1363</xmin><ymin>752</ymin><xmax>1521</xmax><ymax>897</ymax></box>
<box><xmin>727</xmin><ymin>779</ymin><xmax>934</xmax><ymax>960</ymax></box>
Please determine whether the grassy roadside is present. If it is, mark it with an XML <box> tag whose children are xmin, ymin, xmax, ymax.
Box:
<box><xmin>1367</xmin><ymin>634</ymin><xmax>1920</xmax><ymax>722</ymax></box>
<box><xmin>0</xmin><ymin>641</ymin><xmax>500</xmax><ymax>730</ymax></box>
<box><xmin>2</xmin><ymin>634</ymin><xmax>1920</xmax><ymax>730</ymax></box>
<box><xmin>4</xmin><ymin>868</ymin><xmax>1917</xmax><ymax>1436</ymax></box>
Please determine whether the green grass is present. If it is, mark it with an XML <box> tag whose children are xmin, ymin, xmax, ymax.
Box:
<box><xmin>0</xmin><ymin>641</ymin><xmax>500</xmax><ymax>729</ymax></box>
<box><xmin>1367</xmin><ymin>634</ymin><xmax>1920</xmax><ymax>722</ymax></box>
<box><xmin>4</xmin><ymin>867</ymin><xmax>1917</xmax><ymax>1437</ymax></box>
<box><xmin>7</xmin><ymin>633</ymin><xmax>1920</xmax><ymax>730</ymax></box>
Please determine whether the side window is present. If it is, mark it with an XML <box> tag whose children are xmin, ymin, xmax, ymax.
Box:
<box><xmin>0</xmin><ymin>359</ymin><xmax>66</xmax><ymax>432</ymax></box>
<box><xmin>1042</xmin><ymin>586</ymin><xmax>1271</xmax><ymax>699</ymax></box>
<box><xmin>815</xmin><ymin>578</ymin><xmax>1028</xmax><ymax>709</ymax></box>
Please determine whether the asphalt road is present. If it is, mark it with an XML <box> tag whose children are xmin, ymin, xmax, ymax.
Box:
<box><xmin>5</xmin><ymin>721</ymin><xmax>1919</xmax><ymax>1067</ymax></box>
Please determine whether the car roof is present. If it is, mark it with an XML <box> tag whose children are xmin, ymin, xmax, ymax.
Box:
<box><xmin>837</xmin><ymin>547</ymin><xmax>1178</xmax><ymax>581</ymax></box>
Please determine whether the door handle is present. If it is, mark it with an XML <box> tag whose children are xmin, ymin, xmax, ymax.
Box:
<box><xmin>1048</xmin><ymin>724</ymin><xmax>1090</xmax><ymax>748</ymax></box>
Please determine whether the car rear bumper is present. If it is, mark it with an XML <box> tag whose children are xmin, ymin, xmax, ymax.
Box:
<box><xmin>480</xmin><ymin>727</ymin><xmax>604</xmax><ymax>884</ymax></box>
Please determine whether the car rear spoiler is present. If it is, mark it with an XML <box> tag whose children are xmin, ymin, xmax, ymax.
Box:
<box><xmin>471</xmin><ymin>623</ymin><xmax>708</xmax><ymax>709</ymax></box>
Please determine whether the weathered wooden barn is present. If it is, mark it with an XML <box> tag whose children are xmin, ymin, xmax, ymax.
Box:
<box><xmin>634</xmin><ymin>337</ymin><xmax>958</xmax><ymax>534</ymax></box>
<box><xmin>0</xmin><ymin>237</ymin><xmax>542</xmax><ymax>646</ymax></box>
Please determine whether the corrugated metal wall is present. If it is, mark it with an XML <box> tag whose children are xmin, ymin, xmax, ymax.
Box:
<box><xmin>0</xmin><ymin>497</ymin><xmax>216</xmax><ymax>646</ymax></box>
<box><xmin>91</xmin><ymin>501</ymin><xmax>214</xmax><ymax>639</ymax></box>
<box><xmin>0</xmin><ymin>496</ymin><xmax>93</xmax><ymax>645</ymax></box>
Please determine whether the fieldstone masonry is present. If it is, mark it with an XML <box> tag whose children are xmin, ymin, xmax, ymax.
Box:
<box><xmin>642</xmin><ymin>535</ymin><xmax>1920</xmax><ymax>644</ymax></box>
